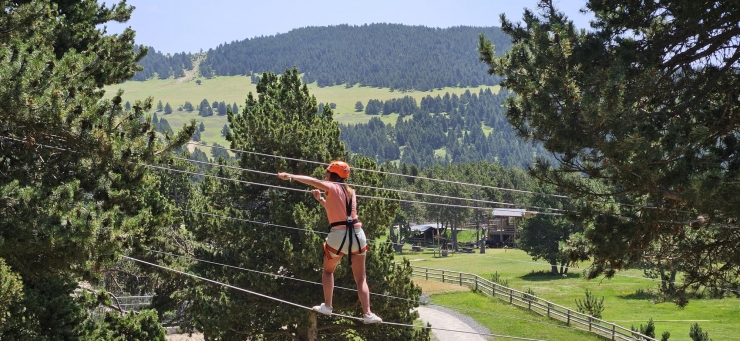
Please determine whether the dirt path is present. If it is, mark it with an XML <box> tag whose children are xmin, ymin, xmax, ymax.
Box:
<box><xmin>416</xmin><ymin>306</ymin><xmax>491</xmax><ymax>341</ymax></box>
<box><xmin>173</xmin><ymin>54</ymin><xmax>203</xmax><ymax>85</ymax></box>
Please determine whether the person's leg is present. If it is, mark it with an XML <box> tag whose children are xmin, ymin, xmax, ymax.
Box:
<box><xmin>322</xmin><ymin>251</ymin><xmax>342</xmax><ymax>308</ymax></box>
<box><xmin>350</xmin><ymin>253</ymin><xmax>371</xmax><ymax>314</ymax></box>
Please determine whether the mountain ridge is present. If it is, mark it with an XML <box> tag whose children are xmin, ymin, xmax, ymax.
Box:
<box><xmin>133</xmin><ymin>24</ymin><xmax>511</xmax><ymax>91</ymax></box>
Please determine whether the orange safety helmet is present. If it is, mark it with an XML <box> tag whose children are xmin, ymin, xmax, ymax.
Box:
<box><xmin>327</xmin><ymin>161</ymin><xmax>350</xmax><ymax>179</ymax></box>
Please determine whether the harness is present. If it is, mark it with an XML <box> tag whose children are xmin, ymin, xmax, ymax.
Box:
<box><xmin>325</xmin><ymin>186</ymin><xmax>368</xmax><ymax>265</ymax></box>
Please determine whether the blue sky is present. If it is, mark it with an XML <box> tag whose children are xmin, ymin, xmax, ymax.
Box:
<box><xmin>101</xmin><ymin>0</ymin><xmax>593</xmax><ymax>54</ymax></box>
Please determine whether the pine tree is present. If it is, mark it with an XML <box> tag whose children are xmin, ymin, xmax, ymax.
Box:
<box><xmin>479</xmin><ymin>0</ymin><xmax>740</xmax><ymax>301</ymax></box>
<box><xmin>355</xmin><ymin>101</ymin><xmax>364</xmax><ymax>112</ymax></box>
<box><xmin>199</xmin><ymin>122</ymin><xmax>205</xmax><ymax>132</ymax></box>
<box><xmin>689</xmin><ymin>323</ymin><xmax>712</xmax><ymax>341</ymax></box>
<box><xmin>157</xmin><ymin>100</ymin><xmax>164</xmax><ymax>112</ymax></box>
<box><xmin>159</xmin><ymin>118</ymin><xmax>173</xmax><ymax>134</ymax></box>
<box><xmin>185</xmin><ymin>68</ymin><xmax>427</xmax><ymax>340</ymax></box>
<box><xmin>198</xmin><ymin>99</ymin><xmax>211</xmax><ymax>116</ymax></box>
<box><xmin>0</xmin><ymin>1</ymin><xmax>195</xmax><ymax>338</ymax></box>
<box><xmin>164</xmin><ymin>102</ymin><xmax>173</xmax><ymax>114</ymax></box>
<box><xmin>210</xmin><ymin>143</ymin><xmax>230</xmax><ymax>159</ymax></box>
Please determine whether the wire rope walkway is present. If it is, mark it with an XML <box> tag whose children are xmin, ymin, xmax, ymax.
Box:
<box><xmin>123</xmin><ymin>255</ymin><xmax>546</xmax><ymax>341</ymax></box>
<box><xmin>143</xmin><ymin>249</ymin><xmax>625</xmax><ymax>334</ymax></box>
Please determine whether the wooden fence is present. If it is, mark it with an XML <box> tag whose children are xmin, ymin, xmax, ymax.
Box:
<box><xmin>90</xmin><ymin>295</ymin><xmax>154</xmax><ymax>322</ymax></box>
<box><xmin>411</xmin><ymin>266</ymin><xmax>657</xmax><ymax>341</ymax></box>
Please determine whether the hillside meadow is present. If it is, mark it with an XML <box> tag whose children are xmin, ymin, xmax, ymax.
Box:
<box><xmin>402</xmin><ymin>247</ymin><xmax>738</xmax><ymax>341</ymax></box>
<box><xmin>105</xmin><ymin>75</ymin><xmax>499</xmax><ymax>148</ymax></box>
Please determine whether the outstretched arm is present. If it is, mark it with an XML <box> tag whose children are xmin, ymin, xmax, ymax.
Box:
<box><xmin>277</xmin><ymin>172</ymin><xmax>331</xmax><ymax>192</ymax></box>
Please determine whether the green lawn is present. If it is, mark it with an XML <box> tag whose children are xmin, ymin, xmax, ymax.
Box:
<box><xmin>398</xmin><ymin>248</ymin><xmax>738</xmax><ymax>341</ymax></box>
<box><xmin>429</xmin><ymin>291</ymin><xmax>604</xmax><ymax>341</ymax></box>
<box><xmin>105</xmin><ymin>76</ymin><xmax>499</xmax><ymax>147</ymax></box>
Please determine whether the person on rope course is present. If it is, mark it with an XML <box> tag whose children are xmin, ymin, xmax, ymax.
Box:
<box><xmin>277</xmin><ymin>161</ymin><xmax>382</xmax><ymax>324</ymax></box>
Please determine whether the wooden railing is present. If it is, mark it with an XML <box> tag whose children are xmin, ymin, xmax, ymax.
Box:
<box><xmin>411</xmin><ymin>266</ymin><xmax>657</xmax><ymax>341</ymax></box>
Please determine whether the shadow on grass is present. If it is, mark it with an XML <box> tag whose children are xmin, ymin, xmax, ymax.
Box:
<box><xmin>519</xmin><ymin>270</ymin><xmax>581</xmax><ymax>281</ymax></box>
<box><xmin>618</xmin><ymin>289</ymin><xmax>659</xmax><ymax>301</ymax></box>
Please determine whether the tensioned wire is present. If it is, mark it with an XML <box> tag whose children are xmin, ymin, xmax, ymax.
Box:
<box><xmin>0</xmin><ymin>135</ymin><xmax>699</xmax><ymax>231</ymax></box>
<box><xmin>0</xmin><ymin>134</ymin><xmax>563</xmax><ymax>214</ymax></box>
<box><xmin>146</xmin><ymin>248</ymin><xmax>412</xmax><ymax>301</ymax></box>
<box><xmin>0</xmin><ymin>134</ymin><xmax>658</xmax><ymax>216</ymax></box>
<box><xmin>0</xmin><ymin>135</ymin><xmax>703</xmax><ymax>221</ymax></box>
<box><xmin>123</xmin><ymin>255</ymin><xmax>547</xmax><ymax>341</ymax></box>
<box><xmin>172</xmin><ymin>156</ymin><xmax>567</xmax><ymax>213</ymax></box>
<box><xmin>191</xmin><ymin>142</ymin><xmax>570</xmax><ymax>199</ymax></box>
<box><xmin>192</xmin><ymin>143</ymin><xmax>693</xmax><ymax>213</ymax></box>
<box><xmin>156</xmin><ymin>159</ymin><xmax>702</xmax><ymax>221</ymax></box>
<box><xmin>178</xmin><ymin>208</ymin><xmax>330</xmax><ymax>236</ymax></box>
<box><xmin>174</xmin><ymin>207</ymin><xmax>439</xmax><ymax>256</ymax></box>
<box><xmin>5</xmin><ymin>132</ymin><xmax>563</xmax><ymax>213</ymax></box>
<box><xmin>144</xmin><ymin>163</ymin><xmax>563</xmax><ymax>215</ymax></box>
<box><xmin>144</xmin><ymin>249</ymin><xmax>602</xmax><ymax>333</ymax></box>
<box><xmin>174</xmin><ymin>207</ymin><xmax>740</xmax><ymax>295</ymax></box>
<box><xmin>11</xmin><ymin>133</ymin><xmax>685</xmax><ymax>214</ymax></box>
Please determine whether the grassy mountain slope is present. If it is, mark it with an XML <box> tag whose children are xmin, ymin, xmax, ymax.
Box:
<box><xmin>107</xmin><ymin>75</ymin><xmax>498</xmax><ymax>148</ymax></box>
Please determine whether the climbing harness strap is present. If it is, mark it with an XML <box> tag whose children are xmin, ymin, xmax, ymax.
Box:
<box><xmin>325</xmin><ymin>185</ymin><xmax>366</xmax><ymax>265</ymax></box>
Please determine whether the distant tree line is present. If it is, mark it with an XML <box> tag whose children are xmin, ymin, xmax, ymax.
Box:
<box><xmin>178</xmin><ymin>99</ymin><xmax>239</xmax><ymax>117</ymax></box>
<box><xmin>199</xmin><ymin>24</ymin><xmax>511</xmax><ymax>91</ymax></box>
<box><xmin>339</xmin><ymin>89</ymin><xmax>553</xmax><ymax>168</ymax></box>
<box><xmin>151</xmin><ymin>112</ymin><xmax>173</xmax><ymax>135</ymax></box>
<box><xmin>131</xmin><ymin>45</ymin><xmax>193</xmax><ymax>81</ymax></box>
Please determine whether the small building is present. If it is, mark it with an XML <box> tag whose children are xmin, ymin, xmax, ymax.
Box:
<box><xmin>408</xmin><ymin>223</ymin><xmax>441</xmax><ymax>245</ymax></box>
<box><xmin>486</xmin><ymin>208</ymin><xmax>531</xmax><ymax>247</ymax></box>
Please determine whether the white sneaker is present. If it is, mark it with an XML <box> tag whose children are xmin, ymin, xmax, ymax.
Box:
<box><xmin>312</xmin><ymin>303</ymin><xmax>332</xmax><ymax>316</ymax></box>
<box><xmin>363</xmin><ymin>312</ymin><xmax>382</xmax><ymax>324</ymax></box>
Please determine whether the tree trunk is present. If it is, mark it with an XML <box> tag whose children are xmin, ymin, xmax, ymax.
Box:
<box><xmin>658</xmin><ymin>262</ymin><xmax>677</xmax><ymax>295</ymax></box>
<box><xmin>550</xmin><ymin>260</ymin><xmax>559</xmax><ymax>276</ymax></box>
<box><xmin>390</xmin><ymin>224</ymin><xmax>403</xmax><ymax>252</ymax></box>
<box><xmin>452</xmin><ymin>220</ymin><xmax>459</xmax><ymax>252</ymax></box>
<box><xmin>560</xmin><ymin>260</ymin><xmax>569</xmax><ymax>275</ymax></box>
<box><xmin>298</xmin><ymin>312</ymin><xmax>318</xmax><ymax>341</ymax></box>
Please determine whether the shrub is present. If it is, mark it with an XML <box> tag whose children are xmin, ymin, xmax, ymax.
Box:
<box><xmin>631</xmin><ymin>318</ymin><xmax>656</xmax><ymax>338</ymax></box>
<box><xmin>523</xmin><ymin>287</ymin><xmax>537</xmax><ymax>302</ymax></box>
<box><xmin>689</xmin><ymin>323</ymin><xmax>712</xmax><ymax>341</ymax></box>
<box><xmin>575</xmin><ymin>289</ymin><xmax>604</xmax><ymax>318</ymax></box>
<box><xmin>490</xmin><ymin>271</ymin><xmax>509</xmax><ymax>287</ymax></box>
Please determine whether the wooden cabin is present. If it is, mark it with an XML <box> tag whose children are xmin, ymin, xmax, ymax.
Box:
<box><xmin>407</xmin><ymin>223</ymin><xmax>441</xmax><ymax>245</ymax></box>
<box><xmin>486</xmin><ymin>208</ymin><xmax>531</xmax><ymax>248</ymax></box>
